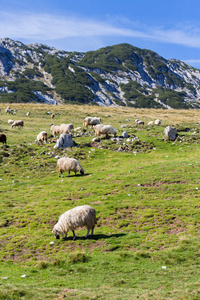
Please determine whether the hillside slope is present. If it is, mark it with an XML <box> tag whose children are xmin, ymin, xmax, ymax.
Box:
<box><xmin>0</xmin><ymin>38</ymin><xmax>200</xmax><ymax>108</ymax></box>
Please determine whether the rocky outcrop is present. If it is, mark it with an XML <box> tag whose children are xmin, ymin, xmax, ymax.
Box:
<box><xmin>54</xmin><ymin>133</ymin><xmax>74</xmax><ymax>149</ymax></box>
<box><xmin>164</xmin><ymin>126</ymin><xmax>177</xmax><ymax>141</ymax></box>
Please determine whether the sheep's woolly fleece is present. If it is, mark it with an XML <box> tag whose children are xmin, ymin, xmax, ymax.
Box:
<box><xmin>57</xmin><ymin>157</ymin><xmax>84</xmax><ymax>177</ymax></box>
<box><xmin>52</xmin><ymin>205</ymin><xmax>97</xmax><ymax>239</ymax></box>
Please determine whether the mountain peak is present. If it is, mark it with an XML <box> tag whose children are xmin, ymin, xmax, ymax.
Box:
<box><xmin>0</xmin><ymin>38</ymin><xmax>199</xmax><ymax>108</ymax></box>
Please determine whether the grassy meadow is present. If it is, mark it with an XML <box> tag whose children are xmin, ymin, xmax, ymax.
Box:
<box><xmin>0</xmin><ymin>103</ymin><xmax>200</xmax><ymax>299</ymax></box>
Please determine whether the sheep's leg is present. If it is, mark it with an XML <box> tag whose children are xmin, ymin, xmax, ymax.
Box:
<box><xmin>68</xmin><ymin>171</ymin><xmax>70</xmax><ymax>177</ymax></box>
<box><xmin>85</xmin><ymin>228</ymin><xmax>90</xmax><ymax>238</ymax></box>
<box><xmin>59</xmin><ymin>171</ymin><xmax>64</xmax><ymax>178</ymax></box>
<box><xmin>72</xmin><ymin>230</ymin><xmax>76</xmax><ymax>240</ymax></box>
<box><xmin>91</xmin><ymin>226</ymin><xmax>95</xmax><ymax>236</ymax></box>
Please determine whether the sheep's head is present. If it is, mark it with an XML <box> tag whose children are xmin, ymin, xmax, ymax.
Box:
<box><xmin>52</xmin><ymin>227</ymin><xmax>60</xmax><ymax>239</ymax></box>
<box><xmin>80</xmin><ymin>168</ymin><xmax>84</xmax><ymax>176</ymax></box>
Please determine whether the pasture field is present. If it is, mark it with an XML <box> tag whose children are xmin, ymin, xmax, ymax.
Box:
<box><xmin>0</xmin><ymin>103</ymin><xmax>200</xmax><ymax>299</ymax></box>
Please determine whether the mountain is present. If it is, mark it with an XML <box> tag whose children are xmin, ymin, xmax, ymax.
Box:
<box><xmin>0</xmin><ymin>38</ymin><xmax>200</xmax><ymax>109</ymax></box>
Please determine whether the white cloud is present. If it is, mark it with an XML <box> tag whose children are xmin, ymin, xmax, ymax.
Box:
<box><xmin>1</xmin><ymin>11</ymin><xmax>200</xmax><ymax>50</ymax></box>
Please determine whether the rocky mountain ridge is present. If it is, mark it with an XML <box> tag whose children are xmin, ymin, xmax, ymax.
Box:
<box><xmin>0</xmin><ymin>38</ymin><xmax>199</xmax><ymax>109</ymax></box>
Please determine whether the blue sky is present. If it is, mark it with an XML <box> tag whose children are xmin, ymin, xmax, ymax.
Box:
<box><xmin>1</xmin><ymin>0</ymin><xmax>200</xmax><ymax>68</ymax></box>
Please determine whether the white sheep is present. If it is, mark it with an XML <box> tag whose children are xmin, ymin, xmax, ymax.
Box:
<box><xmin>57</xmin><ymin>157</ymin><xmax>84</xmax><ymax>177</ymax></box>
<box><xmin>52</xmin><ymin>205</ymin><xmax>97</xmax><ymax>240</ymax></box>
<box><xmin>155</xmin><ymin>119</ymin><xmax>161</xmax><ymax>126</ymax></box>
<box><xmin>5</xmin><ymin>108</ymin><xmax>13</xmax><ymax>115</ymax></box>
<box><xmin>8</xmin><ymin>119</ymin><xmax>14</xmax><ymax>125</ymax></box>
<box><xmin>148</xmin><ymin>121</ymin><xmax>154</xmax><ymax>126</ymax></box>
<box><xmin>135</xmin><ymin>119</ymin><xmax>144</xmax><ymax>126</ymax></box>
<box><xmin>26</xmin><ymin>112</ymin><xmax>30</xmax><ymax>117</ymax></box>
<box><xmin>59</xmin><ymin>123</ymin><xmax>73</xmax><ymax>135</ymax></box>
<box><xmin>83</xmin><ymin>117</ymin><xmax>101</xmax><ymax>128</ymax></box>
<box><xmin>50</xmin><ymin>125</ymin><xmax>60</xmax><ymax>137</ymax></box>
<box><xmin>36</xmin><ymin>131</ymin><xmax>47</xmax><ymax>144</ymax></box>
<box><xmin>94</xmin><ymin>124</ymin><xmax>116</xmax><ymax>138</ymax></box>
<box><xmin>11</xmin><ymin>120</ymin><xmax>24</xmax><ymax>128</ymax></box>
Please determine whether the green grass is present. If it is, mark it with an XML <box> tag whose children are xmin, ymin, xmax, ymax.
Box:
<box><xmin>0</xmin><ymin>104</ymin><xmax>200</xmax><ymax>299</ymax></box>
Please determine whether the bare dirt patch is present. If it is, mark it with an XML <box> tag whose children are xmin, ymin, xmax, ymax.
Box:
<box><xmin>136</xmin><ymin>180</ymin><xmax>187</xmax><ymax>187</ymax></box>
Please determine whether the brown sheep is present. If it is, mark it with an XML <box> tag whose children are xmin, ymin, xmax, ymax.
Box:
<box><xmin>0</xmin><ymin>134</ymin><xmax>6</xmax><ymax>144</ymax></box>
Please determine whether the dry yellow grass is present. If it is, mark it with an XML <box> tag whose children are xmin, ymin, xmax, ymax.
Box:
<box><xmin>0</xmin><ymin>103</ymin><xmax>199</xmax><ymax>125</ymax></box>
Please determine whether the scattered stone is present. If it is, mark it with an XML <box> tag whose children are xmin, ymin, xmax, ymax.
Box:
<box><xmin>92</xmin><ymin>137</ymin><xmax>100</xmax><ymax>142</ymax></box>
<box><xmin>122</xmin><ymin>131</ymin><xmax>129</xmax><ymax>138</ymax></box>
<box><xmin>74</xmin><ymin>127</ymin><xmax>82</xmax><ymax>131</ymax></box>
<box><xmin>121</xmin><ymin>124</ymin><xmax>129</xmax><ymax>128</ymax></box>
<box><xmin>117</xmin><ymin>146</ymin><xmax>123</xmax><ymax>152</ymax></box>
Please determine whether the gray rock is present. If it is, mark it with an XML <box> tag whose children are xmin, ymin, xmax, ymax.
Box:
<box><xmin>54</xmin><ymin>133</ymin><xmax>73</xmax><ymax>148</ymax></box>
<box><xmin>164</xmin><ymin>126</ymin><xmax>177</xmax><ymax>141</ymax></box>
<box><xmin>122</xmin><ymin>131</ymin><xmax>129</xmax><ymax>138</ymax></box>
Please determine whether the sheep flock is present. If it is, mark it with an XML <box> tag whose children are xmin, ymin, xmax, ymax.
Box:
<box><xmin>0</xmin><ymin>105</ymin><xmax>176</xmax><ymax>241</ymax></box>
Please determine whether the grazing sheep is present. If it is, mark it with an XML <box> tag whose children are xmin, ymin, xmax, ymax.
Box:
<box><xmin>51</xmin><ymin>114</ymin><xmax>55</xmax><ymax>119</ymax></box>
<box><xmin>94</xmin><ymin>124</ymin><xmax>116</xmax><ymax>138</ymax></box>
<box><xmin>11</xmin><ymin>120</ymin><xmax>24</xmax><ymax>128</ymax></box>
<box><xmin>155</xmin><ymin>119</ymin><xmax>161</xmax><ymax>126</ymax></box>
<box><xmin>135</xmin><ymin>119</ymin><xmax>144</xmax><ymax>126</ymax></box>
<box><xmin>0</xmin><ymin>134</ymin><xmax>6</xmax><ymax>144</ymax></box>
<box><xmin>57</xmin><ymin>157</ymin><xmax>84</xmax><ymax>177</ymax></box>
<box><xmin>8</xmin><ymin>119</ymin><xmax>14</xmax><ymax>125</ymax></box>
<box><xmin>50</xmin><ymin>125</ymin><xmax>60</xmax><ymax>137</ymax></box>
<box><xmin>59</xmin><ymin>123</ymin><xmax>74</xmax><ymax>135</ymax></box>
<box><xmin>83</xmin><ymin>117</ymin><xmax>101</xmax><ymax>128</ymax></box>
<box><xmin>52</xmin><ymin>205</ymin><xmax>97</xmax><ymax>240</ymax></box>
<box><xmin>5</xmin><ymin>108</ymin><xmax>13</xmax><ymax>115</ymax></box>
<box><xmin>148</xmin><ymin>121</ymin><xmax>154</xmax><ymax>126</ymax></box>
<box><xmin>36</xmin><ymin>131</ymin><xmax>47</xmax><ymax>144</ymax></box>
<box><xmin>26</xmin><ymin>112</ymin><xmax>30</xmax><ymax>117</ymax></box>
<box><xmin>74</xmin><ymin>127</ymin><xmax>82</xmax><ymax>132</ymax></box>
